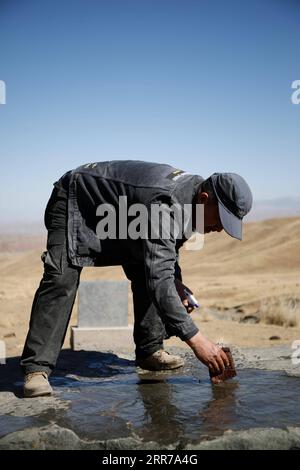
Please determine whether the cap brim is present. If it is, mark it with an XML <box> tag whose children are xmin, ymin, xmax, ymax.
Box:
<box><xmin>218</xmin><ymin>201</ymin><xmax>243</xmax><ymax>240</ymax></box>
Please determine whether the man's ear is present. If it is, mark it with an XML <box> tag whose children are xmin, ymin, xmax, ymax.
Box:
<box><xmin>198</xmin><ymin>191</ymin><xmax>209</xmax><ymax>204</ymax></box>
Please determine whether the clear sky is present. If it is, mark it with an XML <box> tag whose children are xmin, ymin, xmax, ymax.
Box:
<box><xmin>0</xmin><ymin>0</ymin><xmax>299</xmax><ymax>224</ymax></box>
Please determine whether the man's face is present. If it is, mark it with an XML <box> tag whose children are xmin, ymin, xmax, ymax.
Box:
<box><xmin>194</xmin><ymin>192</ymin><xmax>224</xmax><ymax>234</ymax></box>
<box><xmin>204</xmin><ymin>200</ymin><xmax>223</xmax><ymax>233</ymax></box>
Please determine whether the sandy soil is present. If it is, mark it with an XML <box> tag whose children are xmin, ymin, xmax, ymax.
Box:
<box><xmin>1</xmin><ymin>217</ymin><xmax>300</xmax><ymax>358</ymax></box>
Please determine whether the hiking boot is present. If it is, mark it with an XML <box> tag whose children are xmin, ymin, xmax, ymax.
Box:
<box><xmin>136</xmin><ymin>349</ymin><xmax>185</xmax><ymax>371</ymax></box>
<box><xmin>23</xmin><ymin>372</ymin><xmax>53</xmax><ymax>398</ymax></box>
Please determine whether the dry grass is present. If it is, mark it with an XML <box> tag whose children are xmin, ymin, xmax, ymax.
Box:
<box><xmin>259</xmin><ymin>297</ymin><xmax>300</xmax><ymax>327</ymax></box>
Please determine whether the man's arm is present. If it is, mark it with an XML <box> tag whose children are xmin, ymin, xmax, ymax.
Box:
<box><xmin>143</xmin><ymin>234</ymin><xmax>199</xmax><ymax>341</ymax></box>
<box><xmin>143</xmin><ymin>235</ymin><xmax>228</xmax><ymax>374</ymax></box>
<box><xmin>142</xmin><ymin>202</ymin><xmax>228</xmax><ymax>374</ymax></box>
<box><xmin>174</xmin><ymin>250</ymin><xmax>182</xmax><ymax>282</ymax></box>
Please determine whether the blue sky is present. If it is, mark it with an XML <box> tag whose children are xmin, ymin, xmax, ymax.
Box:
<box><xmin>0</xmin><ymin>0</ymin><xmax>299</xmax><ymax>224</ymax></box>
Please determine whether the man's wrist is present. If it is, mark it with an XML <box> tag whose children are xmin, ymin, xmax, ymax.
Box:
<box><xmin>180</xmin><ymin>325</ymin><xmax>199</xmax><ymax>342</ymax></box>
<box><xmin>186</xmin><ymin>331</ymin><xmax>204</xmax><ymax>349</ymax></box>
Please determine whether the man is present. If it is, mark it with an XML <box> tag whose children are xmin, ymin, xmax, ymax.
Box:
<box><xmin>21</xmin><ymin>160</ymin><xmax>252</xmax><ymax>397</ymax></box>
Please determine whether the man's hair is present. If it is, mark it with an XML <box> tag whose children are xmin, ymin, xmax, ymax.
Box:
<box><xmin>200</xmin><ymin>177</ymin><xmax>217</xmax><ymax>202</ymax></box>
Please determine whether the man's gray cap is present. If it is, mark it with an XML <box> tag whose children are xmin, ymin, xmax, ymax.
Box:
<box><xmin>210</xmin><ymin>173</ymin><xmax>253</xmax><ymax>240</ymax></box>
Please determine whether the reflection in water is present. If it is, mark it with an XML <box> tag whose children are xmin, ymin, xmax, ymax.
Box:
<box><xmin>136</xmin><ymin>372</ymin><xmax>239</xmax><ymax>444</ymax></box>
<box><xmin>137</xmin><ymin>376</ymin><xmax>184</xmax><ymax>443</ymax></box>
<box><xmin>200</xmin><ymin>381</ymin><xmax>240</xmax><ymax>437</ymax></box>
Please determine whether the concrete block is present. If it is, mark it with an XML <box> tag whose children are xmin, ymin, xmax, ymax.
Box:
<box><xmin>78</xmin><ymin>280</ymin><xmax>128</xmax><ymax>328</ymax></box>
<box><xmin>71</xmin><ymin>326</ymin><xmax>134</xmax><ymax>352</ymax></box>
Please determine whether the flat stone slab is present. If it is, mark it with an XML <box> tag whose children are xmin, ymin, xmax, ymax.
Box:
<box><xmin>78</xmin><ymin>280</ymin><xmax>129</xmax><ymax>328</ymax></box>
<box><xmin>71</xmin><ymin>326</ymin><xmax>134</xmax><ymax>352</ymax></box>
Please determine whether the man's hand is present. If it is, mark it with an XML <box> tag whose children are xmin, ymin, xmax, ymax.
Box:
<box><xmin>175</xmin><ymin>279</ymin><xmax>195</xmax><ymax>313</ymax></box>
<box><xmin>186</xmin><ymin>331</ymin><xmax>229</xmax><ymax>375</ymax></box>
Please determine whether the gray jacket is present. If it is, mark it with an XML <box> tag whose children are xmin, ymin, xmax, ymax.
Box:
<box><xmin>56</xmin><ymin>160</ymin><xmax>204</xmax><ymax>341</ymax></box>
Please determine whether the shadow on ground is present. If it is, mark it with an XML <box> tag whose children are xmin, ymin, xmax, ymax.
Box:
<box><xmin>0</xmin><ymin>350</ymin><xmax>135</xmax><ymax>395</ymax></box>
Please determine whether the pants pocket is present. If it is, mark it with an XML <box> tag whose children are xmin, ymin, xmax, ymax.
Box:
<box><xmin>41</xmin><ymin>243</ymin><xmax>65</xmax><ymax>275</ymax></box>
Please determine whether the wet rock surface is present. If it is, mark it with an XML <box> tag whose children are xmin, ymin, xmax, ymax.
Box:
<box><xmin>1</xmin><ymin>345</ymin><xmax>300</xmax><ymax>449</ymax></box>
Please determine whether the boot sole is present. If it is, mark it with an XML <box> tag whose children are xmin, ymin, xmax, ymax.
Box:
<box><xmin>136</xmin><ymin>361</ymin><xmax>185</xmax><ymax>371</ymax></box>
<box><xmin>23</xmin><ymin>388</ymin><xmax>53</xmax><ymax>398</ymax></box>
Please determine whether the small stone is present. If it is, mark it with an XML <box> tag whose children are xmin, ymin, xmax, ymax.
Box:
<box><xmin>240</xmin><ymin>315</ymin><xmax>260</xmax><ymax>324</ymax></box>
<box><xmin>236</xmin><ymin>308</ymin><xmax>244</xmax><ymax>313</ymax></box>
<box><xmin>269</xmin><ymin>335</ymin><xmax>281</xmax><ymax>341</ymax></box>
<box><xmin>4</xmin><ymin>333</ymin><xmax>16</xmax><ymax>338</ymax></box>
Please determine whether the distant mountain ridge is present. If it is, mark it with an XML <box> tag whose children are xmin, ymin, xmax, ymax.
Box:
<box><xmin>246</xmin><ymin>197</ymin><xmax>300</xmax><ymax>221</ymax></box>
